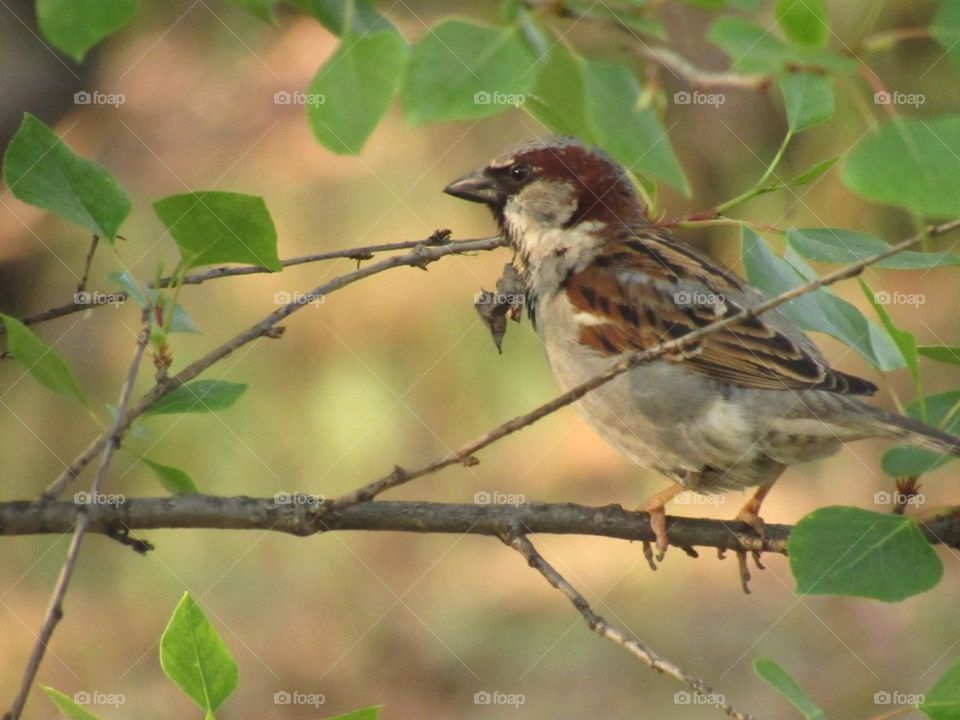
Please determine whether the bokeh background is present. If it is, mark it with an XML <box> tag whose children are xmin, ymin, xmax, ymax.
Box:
<box><xmin>2</xmin><ymin>1</ymin><xmax>959</xmax><ymax>718</ymax></box>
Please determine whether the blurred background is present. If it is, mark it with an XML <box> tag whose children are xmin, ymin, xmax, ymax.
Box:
<box><xmin>1</xmin><ymin>0</ymin><xmax>959</xmax><ymax>718</ymax></box>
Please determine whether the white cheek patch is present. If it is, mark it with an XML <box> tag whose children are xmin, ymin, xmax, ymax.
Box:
<box><xmin>517</xmin><ymin>180</ymin><xmax>578</xmax><ymax>225</ymax></box>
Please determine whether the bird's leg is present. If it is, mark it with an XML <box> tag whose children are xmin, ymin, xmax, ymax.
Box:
<box><xmin>734</xmin><ymin>482</ymin><xmax>775</xmax><ymax>540</ymax></box>
<box><xmin>637</xmin><ymin>482</ymin><xmax>685</xmax><ymax>560</ymax></box>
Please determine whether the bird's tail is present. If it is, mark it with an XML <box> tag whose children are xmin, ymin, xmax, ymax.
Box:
<box><xmin>864</xmin><ymin>406</ymin><xmax>960</xmax><ymax>458</ymax></box>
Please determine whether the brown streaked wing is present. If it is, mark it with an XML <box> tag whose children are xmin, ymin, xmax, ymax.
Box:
<box><xmin>564</xmin><ymin>233</ymin><xmax>877</xmax><ymax>396</ymax></box>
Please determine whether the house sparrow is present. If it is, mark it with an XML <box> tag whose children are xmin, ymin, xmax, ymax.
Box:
<box><xmin>444</xmin><ymin>135</ymin><xmax>960</xmax><ymax>558</ymax></box>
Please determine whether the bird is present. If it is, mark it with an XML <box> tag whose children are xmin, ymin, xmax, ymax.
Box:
<box><xmin>443</xmin><ymin>135</ymin><xmax>960</xmax><ymax>559</ymax></box>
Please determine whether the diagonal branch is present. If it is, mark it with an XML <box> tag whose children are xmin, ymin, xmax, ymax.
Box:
<box><xmin>3</xmin><ymin>314</ymin><xmax>152</xmax><ymax>720</ymax></box>
<box><xmin>326</xmin><ymin>218</ymin><xmax>960</xmax><ymax>509</ymax></box>
<box><xmin>39</xmin><ymin>235</ymin><xmax>506</xmax><ymax>500</ymax></box>
<box><xmin>502</xmin><ymin>531</ymin><xmax>755</xmax><ymax>720</ymax></box>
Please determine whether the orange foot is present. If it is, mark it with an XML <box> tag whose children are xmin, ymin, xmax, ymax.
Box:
<box><xmin>734</xmin><ymin>483</ymin><xmax>775</xmax><ymax>542</ymax></box>
<box><xmin>637</xmin><ymin>482</ymin><xmax>685</xmax><ymax>561</ymax></box>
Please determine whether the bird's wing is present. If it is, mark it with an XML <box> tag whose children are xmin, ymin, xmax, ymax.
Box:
<box><xmin>564</xmin><ymin>230</ymin><xmax>877</xmax><ymax>395</ymax></box>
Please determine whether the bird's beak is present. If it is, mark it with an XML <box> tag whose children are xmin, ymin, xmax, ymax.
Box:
<box><xmin>443</xmin><ymin>168</ymin><xmax>500</xmax><ymax>205</ymax></box>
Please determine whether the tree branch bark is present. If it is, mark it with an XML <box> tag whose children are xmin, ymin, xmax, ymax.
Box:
<box><xmin>3</xmin><ymin>497</ymin><xmax>959</xmax><ymax>553</ymax></box>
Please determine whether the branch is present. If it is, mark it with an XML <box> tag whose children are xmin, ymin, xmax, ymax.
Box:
<box><xmin>39</xmin><ymin>235</ymin><xmax>506</xmax><ymax>500</ymax></box>
<box><xmin>0</xmin><ymin>231</ymin><xmax>470</xmax><ymax>334</ymax></box>
<box><xmin>4</xmin><ymin>315</ymin><xmax>151</xmax><ymax>720</ymax></box>
<box><xmin>528</xmin><ymin>0</ymin><xmax>769</xmax><ymax>91</ymax></box>
<box><xmin>327</xmin><ymin>218</ymin><xmax>960</xmax><ymax>508</ymax></box>
<box><xmin>503</xmin><ymin>532</ymin><xmax>754</xmax><ymax>720</ymax></box>
<box><xmin>3</xmin><ymin>497</ymin><xmax>960</xmax><ymax>551</ymax></box>
<box><xmin>635</xmin><ymin>45</ymin><xmax>770</xmax><ymax>91</ymax></box>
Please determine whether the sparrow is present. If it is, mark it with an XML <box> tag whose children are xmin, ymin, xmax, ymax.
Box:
<box><xmin>444</xmin><ymin>135</ymin><xmax>960</xmax><ymax>558</ymax></box>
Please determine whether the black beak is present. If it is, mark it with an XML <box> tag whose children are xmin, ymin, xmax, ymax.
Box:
<box><xmin>443</xmin><ymin>168</ymin><xmax>501</xmax><ymax>205</ymax></box>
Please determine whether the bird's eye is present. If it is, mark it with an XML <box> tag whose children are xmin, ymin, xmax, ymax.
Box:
<box><xmin>509</xmin><ymin>164</ymin><xmax>531</xmax><ymax>182</ymax></box>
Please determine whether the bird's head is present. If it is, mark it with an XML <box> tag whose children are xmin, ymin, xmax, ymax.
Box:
<box><xmin>443</xmin><ymin>136</ymin><xmax>645</xmax><ymax>264</ymax></box>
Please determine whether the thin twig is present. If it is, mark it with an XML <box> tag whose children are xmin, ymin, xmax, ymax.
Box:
<box><xmin>75</xmin><ymin>235</ymin><xmax>100</xmax><ymax>294</ymax></box>
<box><xmin>502</xmin><ymin>532</ymin><xmax>755</xmax><ymax>720</ymax></box>
<box><xmin>636</xmin><ymin>45</ymin><xmax>770</xmax><ymax>91</ymax></box>
<box><xmin>325</xmin><ymin>218</ymin><xmax>960</xmax><ymax>508</ymax></box>
<box><xmin>4</xmin><ymin>315</ymin><xmax>151</xmax><ymax>720</ymax></box>
<box><xmin>40</xmin><ymin>236</ymin><xmax>506</xmax><ymax>500</ymax></box>
<box><xmin>0</xmin><ymin>232</ymin><xmax>460</xmax><ymax>334</ymax></box>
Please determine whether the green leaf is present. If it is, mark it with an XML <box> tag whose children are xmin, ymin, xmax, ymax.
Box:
<box><xmin>568</xmin><ymin>1</ymin><xmax>666</xmax><ymax>39</ymax></box>
<box><xmin>789</xmin><ymin>155</ymin><xmax>839</xmax><ymax>186</ymax></box>
<box><xmin>753</xmin><ymin>659</ymin><xmax>826</xmax><ymax>720</ymax></box>
<box><xmin>106</xmin><ymin>271</ymin><xmax>199</xmax><ymax>334</ymax></box>
<box><xmin>160</xmin><ymin>592</ymin><xmax>238</xmax><ymax>716</ymax></box>
<box><xmin>403</xmin><ymin>20</ymin><xmax>534</xmax><ymax>124</ymax></box>
<box><xmin>581</xmin><ymin>59</ymin><xmax>689</xmax><ymax>195</ymax></box>
<box><xmin>920</xmin><ymin>658</ymin><xmax>960</xmax><ymax>720</ymax></box>
<box><xmin>143</xmin><ymin>459</ymin><xmax>198</xmax><ymax>494</ymax></box>
<box><xmin>708</xmin><ymin>17</ymin><xmax>853</xmax><ymax>74</ymax></box>
<box><xmin>525</xmin><ymin>41</ymin><xmax>591</xmax><ymax>138</ymax></box>
<box><xmin>843</xmin><ymin>116</ymin><xmax>960</xmax><ymax>217</ymax></box>
<box><xmin>2</xmin><ymin>114</ymin><xmax>131</xmax><ymax>240</ymax></box>
<box><xmin>224</xmin><ymin>0</ymin><xmax>278</xmax><ymax>22</ymax></box>
<box><xmin>785</xmin><ymin>228</ymin><xmax>960</xmax><ymax>269</ymax></box>
<box><xmin>1</xmin><ymin>314</ymin><xmax>87</xmax><ymax>406</ymax></box>
<box><xmin>42</xmin><ymin>687</ymin><xmax>103</xmax><ymax>720</ymax></box>
<box><xmin>153</xmin><ymin>191</ymin><xmax>281</xmax><ymax>272</ymax></box>
<box><xmin>931</xmin><ymin>0</ymin><xmax>960</xmax><ymax>75</ymax></box>
<box><xmin>882</xmin><ymin>392</ymin><xmax>960</xmax><ymax>477</ymax></box>
<box><xmin>291</xmin><ymin>0</ymin><xmax>395</xmax><ymax>36</ymax></box>
<box><xmin>323</xmin><ymin>707</ymin><xmax>382</xmax><ymax>720</ymax></box>
<box><xmin>144</xmin><ymin>380</ymin><xmax>248</xmax><ymax>416</ymax></box>
<box><xmin>785</xmin><ymin>247</ymin><xmax>904</xmax><ymax>371</ymax></box>
<box><xmin>308</xmin><ymin>31</ymin><xmax>408</xmax><ymax>154</ymax></box>
<box><xmin>779</xmin><ymin>73</ymin><xmax>833</xmax><ymax>132</ymax></box>
<box><xmin>684</xmin><ymin>0</ymin><xmax>761</xmax><ymax>8</ymax></box>
<box><xmin>918</xmin><ymin>346</ymin><xmax>960</xmax><ymax>365</ymax></box>
<box><xmin>775</xmin><ymin>0</ymin><xmax>827</xmax><ymax>47</ymax></box>
<box><xmin>860</xmin><ymin>278</ymin><xmax>920</xmax><ymax>400</ymax></box>
<box><xmin>36</xmin><ymin>0</ymin><xmax>137</xmax><ymax>62</ymax></box>
<box><xmin>741</xmin><ymin>229</ymin><xmax>902</xmax><ymax>370</ymax></box>
<box><xmin>789</xmin><ymin>506</ymin><xmax>942</xmax><ymax>601</ymax></box>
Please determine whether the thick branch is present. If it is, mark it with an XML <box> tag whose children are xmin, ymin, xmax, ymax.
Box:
<box><xmin>3</xmin><ymin>498</ymin><xmax>959</xmax><ymax>551</ymax></box>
